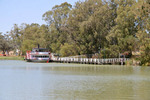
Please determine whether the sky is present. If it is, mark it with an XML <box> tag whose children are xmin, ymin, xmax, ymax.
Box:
<box><xmin>0</xmin><ymin>0</ymin><xmax>79</xmax><ymax>34</ymax></box>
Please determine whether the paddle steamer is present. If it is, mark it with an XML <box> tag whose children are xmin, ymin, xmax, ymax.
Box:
<box><xmin>26</xmin><ymin>48</ymin><xmax>51</xmax><ymax>62</ymax></box>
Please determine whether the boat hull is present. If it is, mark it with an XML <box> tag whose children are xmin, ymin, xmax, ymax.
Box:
<box><xmin>26</xmin><ymin>59</ymin><xmax>50</xmax><ymax>63</ymax></box>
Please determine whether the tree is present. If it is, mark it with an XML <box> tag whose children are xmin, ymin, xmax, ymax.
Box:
<box><xmin>60</xmin><ymin>43</ymin><xmax>79</xmax><ymax>57</ymax></box>
<box><xmin>0</xmin><ymin>33</ymin><xmax>13</xmax><ymax>55</ymax></box>
<box><xmin>21</xmin><ymin>23</ymin><xmax>41</xmax><ymax>54</ymax></box>
<box><xmin>68</xmin><ymin>0</ymin><xmax>116</xmax><ymax>55</ymax></box>
<box><xmin>9</xmin><ymin>23</ymin><xmax>27</xmax><ymax>55</ymax></box>
<box><xmin>42</xmin><ymin>2</ymin><xmax>72</xmax><ymax>53</ymax></box>
<box><xmin>9</xmin><ymin>23</ymin><xmax>49</xmax><ymax>55</ymax></box>
<box><xmin>134</xmin><ymin>0</ymin><xmax>150</xmax><ymax>65</ymax></box>
<box><xmin>107</xmin><ymin>0</ymin><xmax>137</xmax><ymax>57</ymax></box>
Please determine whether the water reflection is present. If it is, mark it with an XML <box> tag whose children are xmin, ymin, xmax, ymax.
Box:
<box><xmin>0</xmin><ymin>60</ymin><xmax>150</xmax><ymax>100</ymax></box>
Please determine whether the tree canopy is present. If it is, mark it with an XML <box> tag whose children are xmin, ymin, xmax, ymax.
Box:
<box><xmin>1</xmin><ymin>0</ymin><xmax>150</xmax><ymax>65</ymax></box>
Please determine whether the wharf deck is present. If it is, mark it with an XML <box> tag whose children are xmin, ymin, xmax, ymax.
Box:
<box><xmin>52</xmin><ymin>57</ymin><xmax>129</xmax><ymax>65</ymax></box>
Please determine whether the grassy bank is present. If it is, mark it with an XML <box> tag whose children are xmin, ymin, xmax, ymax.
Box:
<box><xmin>0</xmin><ymin>56</ymin><xmax>24</xmax><ymax>60</ymax></box>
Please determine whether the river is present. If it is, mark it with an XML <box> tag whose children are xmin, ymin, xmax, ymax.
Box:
<box><xmin>0</xmin><ymin>60</ymin><xmax>150</xmax><ymax>100</ymax></box>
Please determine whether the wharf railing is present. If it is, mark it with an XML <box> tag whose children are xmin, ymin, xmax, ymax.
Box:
<box><xmin>52</xmin><ymin>57</ymin><xmax>129</xmax><ymax>65</ymax></box>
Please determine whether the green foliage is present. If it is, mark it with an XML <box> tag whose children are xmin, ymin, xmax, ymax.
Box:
<box><xmin>106</xmin><ymin>45</ymin><xmax>119</xmax><ymax>58</ymax></box>
<box><xmin>60</xmin><ymin>43</ymin><xmax>79</xmax><ymax>57</ymax></box>
<box><xmin>5</xmin><ymin>0</ymin><xmax>150</xmax><ymax>65</ymax></box>
<box><xmin>107</xmin><ymin>0</ymin><xmax>137</xmax><ymax>55</ymax></box>
<box><xmin>100</xmin><ymin>45</ymin><xmax>119</xmax><ymax>58</ymax></box>
<box><xmin>68</xmin><ymin>0</ymin><xmax>114</xmax><ymax>54</ymax></box>
<box><xmin>140</xmin><ymin>38</ymin><xmax>150</xmax><ymax>66</ymax></box>
<box><xmin>134</xmin><ymin>0</ymin><xmax>150</xmax><ymax>65</ymax></box>
<box><xmin>9</xmin><ymin>23</ymin><xmax>49</xmax><ymax>55</ymax></box>
<box><xmin>21</xmin><ymin>40</ymin><xmax>37</xmax><ymax>54</ymax></box>
<box><xmin>42</xmin><ymin>2</ymin><xmax>72</xmax><ymax>53</ymax></box>
<box><xmin>0</xmin><ymin>33</ymin><xmax>13</xmax><ymax>54</ymax></box>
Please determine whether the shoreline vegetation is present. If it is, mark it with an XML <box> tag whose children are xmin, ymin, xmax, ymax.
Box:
<box><xmin>0</xmin><ymin>56</ymin><xmax>24</xmax><ymax>60</ymax></box>
<box><xmin>0</xmin><ymin>0</ymin><xmax>149</xmax><ymax>66</ymax></box>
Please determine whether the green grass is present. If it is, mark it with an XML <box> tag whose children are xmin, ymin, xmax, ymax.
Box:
<box><xmin>0</xmin><ymin>56</ymin><xmax>24</xmax><ymax>60</ymax></box>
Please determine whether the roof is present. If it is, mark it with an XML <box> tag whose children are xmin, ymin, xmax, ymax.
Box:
<box><xmin>32</xmin><ymin>48</ymin><xmax>49</xmax><ymax>52</ymax></box>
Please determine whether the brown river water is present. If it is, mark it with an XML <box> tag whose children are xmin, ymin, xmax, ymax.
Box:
<box><xmin>0</xmin><ymin>60</ymin><xmax>150</xmax><ymax>100</ymax></box>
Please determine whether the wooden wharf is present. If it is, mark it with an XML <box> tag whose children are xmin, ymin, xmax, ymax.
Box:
<box><xmin>52</xmin><ymin>57</ymin><xmax>129</xmax><ymax>65</ymax></box>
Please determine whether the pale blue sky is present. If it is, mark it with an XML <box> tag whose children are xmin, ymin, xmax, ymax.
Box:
<box><xmin>0</xmin><ymin>0</ymin><xmax>79</xmax><ymax>34</ymax></box>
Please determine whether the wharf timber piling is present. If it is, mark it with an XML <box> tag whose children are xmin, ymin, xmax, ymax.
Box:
<box><xmin>52</xmin><ymin>57</ymin><xmax>129</xmax><ymax>65</ymax></box>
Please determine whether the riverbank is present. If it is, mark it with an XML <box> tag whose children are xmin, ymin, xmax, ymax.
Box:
<box><xmin>0</xmin><ymin>56</ymin><xmax>142</xmax><ymax>66</ymax></box>
<box><xmin>0</xmin><ymin>56</ymin><xmax>24</xmax><ymax>60</ymax></box>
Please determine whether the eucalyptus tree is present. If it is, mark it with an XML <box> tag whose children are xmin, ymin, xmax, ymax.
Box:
<box><xmin>9</xmin><ymin>23</ymin><xmax>28</xmax><ymax>55</ymax></box>
<box><xmin>38</xmin><ymin>24</ymin><xmax>49</xmax><ymax>49</ymax></box>
<box><xmin>3</xmin><ymin>34</ymin><xmax>14</xmax><ymax>55</ymax></box>
<box><xmin>0</xmin><ymin>33</ymin><xmax>5</xmax><ymax>53</ymax></box>
<box><xmin>67</xmin><ymin>0</ymin><xmax>117</xmax><ymax>55</ymax></box>
<box><xmin>133</xmin><ymin>0</ymin><xmax>150</xmax><ymax>65</ymax></box>
<box><xmin>107</xmin><ymin>0</ymin><xmax>137</xmax><ymax>57</ymax></box>
<box><xmin>42</xmin><ymin>2</ymin><xmax>72</xmax><ymax>53</ymax></box>
<box><xmin>20</xmin><ymin>23</ymin><xmax>42</xmax><ymax>54</ymax></box>
<box><xmin>0</xmin><ymin>33</ymin><xmax>13</xmax><ymax>55</ymax></box>
<box><xmin>10</xmin><ymin>23</ymin><xmax>50</xmax><ymax>55</ymax></box>
<box><xmin>0</xmin><ymin>33</ymin><xmax>6</xmax><ymax>54</ymax></box>
<box><xmin>9</xmin><ymin>24</ymin><xmax>22</xmax><ymax>51</ymax></box>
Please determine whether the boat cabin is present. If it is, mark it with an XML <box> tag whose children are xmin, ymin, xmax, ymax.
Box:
<box><xmin>32</xmin><ymin>48</ymin><xmax>49</xmax><ymax>52</ymax></box>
